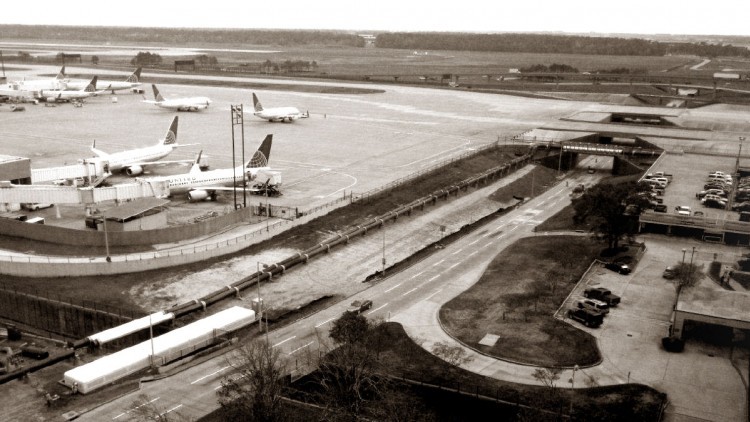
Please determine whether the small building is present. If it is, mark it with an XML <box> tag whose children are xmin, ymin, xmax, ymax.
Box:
<box><xmin>97</xmin><ymin>198</ymin><xmax>170</xmax><ymax>231</ymax></box>
<box><xmin>672</xmin><ymin>286</ymin><xmax>750</xmax><ymax>340</ymax></box>
<box><xmin>0</xmin><ymin>155</ymin><xmax>31</xmax><ymax>185</ymax></box>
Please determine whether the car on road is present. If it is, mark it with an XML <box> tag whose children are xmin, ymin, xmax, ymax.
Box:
<box><xmin>604</xmin><ymin>262</ymin><xmax>631</xmax><ymax>275</ymax></box>
<box><xmin>346</xmin><ymin>300</ymin><xmax>373</xmax><ymax>314</ymax></box>
<box><xmin>567</xmin><ymin>308</ymin><xmax>604</xmax><ymax>328</ymax></box>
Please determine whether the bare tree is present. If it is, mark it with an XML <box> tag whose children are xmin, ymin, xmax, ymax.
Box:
<box><xmin>216</xmin><ymin>339</ymin><xmax>288</xmax><ymax>422</ymax></box>
<box><xmin>431</xmin><ymin>341</ymin><xmax>473</xmax><ymax>370</ymax></box>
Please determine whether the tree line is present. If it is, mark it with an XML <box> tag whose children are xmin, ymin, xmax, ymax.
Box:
<box><xmin>0</xmin><ymin>25</ymin><xmax>364</xmax><ymax>47</ymax></box>
<box><xmin>376</xmin><ymin>32</ymin><xmax>750</xmax><ymax>57</ymax></box>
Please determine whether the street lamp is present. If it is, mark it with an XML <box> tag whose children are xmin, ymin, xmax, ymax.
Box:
<box><xmin>738</xmin><ymin>136</ymin><xmax>746</xmax><ymax>173</ymax></box>
<box><xmin>256</xmin><ymin>261</ymin><xmax>269</xmax><ymax>344</ymax></box>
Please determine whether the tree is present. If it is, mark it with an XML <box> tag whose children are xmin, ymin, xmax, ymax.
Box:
<box><xmin>431</xmin><ymin>341</ymin><xmax>473</xmax><ymax>374</ymax></box>
<box><xmin>572</xmin><ymin>181</ymin><xmax>651</xmax><ymax>251</ymax></box>
<box><xmin>330</xmin><ymin>310</ymin><xmax>370</xmax><ymax>345</ymax></box>
<box><xmin>671</xmin><ymin>260</ymin><xmax>704</xmax><ymax>310</ymax></box>
<box><xmin>216</xmin><ymin>339</ymin><xmax>288</xmax><ymax>422</ymax></box>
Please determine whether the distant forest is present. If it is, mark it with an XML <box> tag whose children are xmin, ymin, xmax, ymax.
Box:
<box><xmin>0</xmin><ymin>25</ymin><xmax>365</xmax><ymax>47</ymax></box>
<box><xmin>375</xmin><ymin>33</ymin><xmax>750</xmax><ymax>57</ymax></box>
<box><xmin>3</xmin><ymin>25</ymin><xmax>749</xmax><ymax>58</ymax></box>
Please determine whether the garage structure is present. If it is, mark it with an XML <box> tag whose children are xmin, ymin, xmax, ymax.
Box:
<box><xmin>672</xmin><ymin>286</ymin><xmax>750</xmax><ymax>340</ymax></box>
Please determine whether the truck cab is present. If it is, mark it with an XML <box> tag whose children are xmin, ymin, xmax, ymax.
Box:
<box><xmin>583</xmin><ymin>287</ymin><xmax>621</xmax><ymax>306</ymax></box>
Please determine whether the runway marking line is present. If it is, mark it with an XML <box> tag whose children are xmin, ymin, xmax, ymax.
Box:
<box><xmin>113</xmin><ymin>397</ymin><xmax>160</xmax><ymax>419</ymax></box>
<box><xmin>273</xmin><ymin>336</ymin><xmax>297</xmax><ymax>348</ymax></box>
<box><xmin>160</xmin><ymin>404</ymin><xmax>183</xmax><ymax>417</ymax></box>
<box><xmin>368</xmin><ymin>303</ymin><xmax>388</xmax><ymax>314</ymax></box>
<box><xmin>451</xmin><ymin>248</ymin><xmax>464</xmax><ymax>255</ymax></box>
<box><xmin>289</xmin><ymin>342</ymin><xmax>315</xmax><ymax>355</ymax></box>
<box><xmin>315</xmin><ymin>317</ymin><xmax>335</xmax><ymax>328</ymax></box>
<box><xmin>467</xmin><ymin>251</ymin><xmax>479</xmax><ymax>257</ymax></box>
<box><xmin>424</xmin><ymin>289</ymin><xmax>443</xmax><ymax>301</ymax></box>
<box><xmin>190</xmin><ymin>366</ymin><xmax>230</xmax><ymax>385</ymax></box>
<box><xmin>468</xmin><ymin>239</ymin><xmax>480</xmax><ymax>246</ymax></box>
<box><xmin>385</xmin><ymin>283</ymin><xmax>402</xmax><ymax>293</ymax></box>
<box><xmin>432</xmin><ymin>259</ymin><xmax>445</xmax><ymax>266</ymax></box>
<box><xmin>410</xmin><ymin>271</ymin><xmax>425</xmax><ymax>279</ymax></box>
<box><xmin>402</xmin><ymin>287</ymin><xmax>419</xmax><ymax>296</ymax></box>
<box><xmin>447</xmin><ymin>263</ymin><xmax>460</xmax><ymax>270</ymax></box>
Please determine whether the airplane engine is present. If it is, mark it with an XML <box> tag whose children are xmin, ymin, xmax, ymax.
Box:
<box><xmin>187</xmin><ymin>190</ymin><xmax>212</xmax><ymax>202</ymax></box>
<box><xmin>125</xmin><ymin>165</ymin><xmax>143</xmax><ymax>176</ymax></box>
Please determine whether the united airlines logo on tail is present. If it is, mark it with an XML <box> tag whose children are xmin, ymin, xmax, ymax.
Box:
<box><xmin>249</xmin><ymin>150</ymin><xmax>268</xmax><ymax>168</ymax></box>
<box><xmin>163</xmin><ymin>130</ymin><xmax>176</xmax><ymax>145</ymax></box>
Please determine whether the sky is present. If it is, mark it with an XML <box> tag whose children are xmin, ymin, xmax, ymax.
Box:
<box><xmin>1</xmin><ymin>0</ymin><xmax>749</xmax><ymax>36</ymax></box>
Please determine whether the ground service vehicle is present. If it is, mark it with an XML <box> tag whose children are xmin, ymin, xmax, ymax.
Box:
<box><xmin>567</xmin><ymin>308</ymin><xmax>603</xmax><ymax>328</ymax></box>
<box><xmin>583</xmin><ymin>287</ymin><xmax>621</xmax><ymax>306</ymax></box>
<box><xmin>346</xmin><ymin>300</ymin><xmax>373</xmax><ymax>314</ymax></box>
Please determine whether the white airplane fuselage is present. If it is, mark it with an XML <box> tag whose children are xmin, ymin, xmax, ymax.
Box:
<box><xmin>40</xmin><ymin>89</ymin><xmax>96</xmax><ymax>102</ymax></box>
<box><xmin>252</xmin><ymin>106</ymin><xmax>305</xmax><ymax>122</ymax></box>
<box><xmin>152</xmin><ymin>97</ymin><xmax>211</xmax><ymax>112</ymax></box>
<box><xmin>101</xmin><ymin>145</ymin><xmax>175</xmax><ymax>171</ymax></box>
<box><xmin>66</xmin><ymin>80</ymin><xmax>142</xmax><ymax>92</ymax></box>
<box><xmin>148</xmin><ymin>165</ymin><xmax>266</xmax><ymax>194</ymax></box>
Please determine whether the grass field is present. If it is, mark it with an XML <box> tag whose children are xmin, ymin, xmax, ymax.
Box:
<box><xmin>439</xmin><ymin>236</ymin><xmax>602</xmax><ymax>367</ymax></box>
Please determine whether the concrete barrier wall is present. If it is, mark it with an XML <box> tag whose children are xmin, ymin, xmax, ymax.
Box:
<box><xmin>0</xmin><ymin>207</ymin><xmax>255</xmax><ymax>247</ymax></box>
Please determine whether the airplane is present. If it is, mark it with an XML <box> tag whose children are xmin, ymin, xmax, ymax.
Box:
<box><xmin>64</xmin><ymin>67</ymin><xmax>142</xmax><ymax>94</ymax></box>
<box><xmin>249</xmin><ymin>92</ymin><xmax>309</xmax><ymax>122</ymax></box>
<box><xmin>139</xmin><ymin>134</ymin><xmax>273</xmax><ymax>202</ymax></box>
<box><xmin>143</xmin><ymin>84</ymin><xmax>211</xmax><ymax>112</ymax></box>
<box><xmin>89</xmin><ymin>116</ymin><xmax>197</xmax><ymax>176</ymax></box>
<box><xmin>14</xmin><ymin>66</ymin><xmax>68</xmax><ymax>91</ymax></box>
<box><xmin>39</xmin><ymin>76</ymin><xmax>104</xmax><ymax>103</ymax></box>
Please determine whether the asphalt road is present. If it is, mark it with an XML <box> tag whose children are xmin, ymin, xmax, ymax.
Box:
<box><xmin>77</xmin><ymin>156</ymin><xmax>608</xmax><ymax>421</ymax></box>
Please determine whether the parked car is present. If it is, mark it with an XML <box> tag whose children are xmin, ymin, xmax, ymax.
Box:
<box><xmin>675</xmin><ymin>205</ymin><xmax>691</xmax><ymax>216</ymax></box>
<box><xmin>702</xmin><ymin>194</ymin><xmax>727</xmax><ymax>209</ymax></box>
<box><xmin>696</xmin><ymin>189</ymin><xmax>728</xmax><ymax>199</ymax></box>
<box><xmin>577</xmin><ymin>298</ymin><xmax>610</xmax><ymax>315</ymax></box>
<box><xmin>584</xmin><ymin>287</ymin><xmax>621</xmax><ymax>306</ymax></box>
<box><xmin>663</xmin><ymin>266</ymin><xmax>676</xmax><ymax>279</ymax></box>
<box><xmin>604</xmin><ymin>262</ymin><xmax>631</xmax><ymax>275</ymax></box>
<box><xmin>21</xmin><ymin>203</ymin><xmax>53</xmax><ymax>211</ymax></box>
<box><xmin>567</xmin><ymin>308</ymin><xmax>604</xmax><ymax>328</ymax></box>
<box><xmin>654</xmin><ymin>204</ymin><xmax>668</xmax><ymax>213</ymax></box>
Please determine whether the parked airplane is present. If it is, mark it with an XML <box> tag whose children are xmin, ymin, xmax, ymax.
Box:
<box><xmin>15</xmin><ymin>66</ymin><xmax>67</xmax><ymax>91</ymax></box>
<box><xmin>144</xmin><ymin>84</ymin><xmax>211</xmax><ymax>111</ymax></box>
<box><xmin>140</xmin><ymin>134</ymin><xmax>273</xmax><ymax>201</ymax></box>
<box><xmin>0</xmin><ymin>82</ymin><xmax>38</xmax><ymax>103</ymax></box>
<box><xmin>65</xmin><ymin>67</ymin><xmax>142</xmax><ymax>94</ymax></box>
<box><xmin>250</xmin><ymin>92</ymin><xmax>308</xmax><ymax>122</ymax></box>
<box><xmin>89</xmin><ymin>116</ymin><xmax>197</xmax><ymax>176</ymax></box>
<box><xmin>39</xmin><ymin>76</ymin><xmax>102</xmax><ymax>102</ymax></box>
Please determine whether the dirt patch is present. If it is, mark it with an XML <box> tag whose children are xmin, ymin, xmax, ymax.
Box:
<box><xmin>439</xmin><ymin>236</ymin><xmax>602</xmax><ymax>366</ymax></box>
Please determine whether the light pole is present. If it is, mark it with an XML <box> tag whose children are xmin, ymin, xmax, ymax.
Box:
<box><xmin>257</xmin><ymin>261</ymin><xmax>269</xmax><ymax>343</ymax></box>
<box><xmin>737</xmin><ymin>136</ymin><xmax>745</xmax><ymax>173</ymax></box>
<box><xmin>687</xmin><ymin>246</ymin><xmax>696</xmax><ymax>283</ymax></box>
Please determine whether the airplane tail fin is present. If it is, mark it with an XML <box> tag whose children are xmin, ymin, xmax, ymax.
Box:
<box><xmin>152</xmin><ymin>84</ymin><xmax>165</xmax><ymax>102</ymax></box>
<box><xmin>91</xmin><ymin>140</ymin><xmax>108</xmax><ymax>158</ymax></box>
<box><xmin>84</xmin><ymin>76</ymin><xmax>98</xmax><ymax>93</ymax></box>
<box><xmin>161</xmin><ymin>116</ymin><xmax>178</xmax><ymax>145</ymax></box>
<box><xmin>127</xmin><ymin>67</ymin><xmax>142</xmax><ymax>83</ymax></box>
<box><xmin>189</xmin><ymin>151</ymin><xmax>203</xmax><ymax>174</ymax></box>
<box><xmin>247</xmin><ymin>135</ymin><xmax>272</xmax><ymax>169</ymax></box>
<box><xmin>56</xmin><ymin>66</ymin><xmax>66</xmax><ymax>80</ymax></box>
<box><xmin>252</xmin><ymin>93</ymin><xmax>263</xmax><ymax>112</ymax></box>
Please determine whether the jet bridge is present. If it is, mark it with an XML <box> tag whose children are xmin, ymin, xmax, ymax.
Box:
<box><xmin>0</xmin><ymin>179</ymin><xmax>170</xmax><ymax>206</ymax></box>
<box><xmin>31</xmin><ymin>158</ymin><xmax>110</xmax><ymax>187</ymax></box>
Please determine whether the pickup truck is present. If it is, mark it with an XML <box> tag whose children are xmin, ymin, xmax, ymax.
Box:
<box><xmin>583</xmin><ymin>287</ymin><xmax>621</xmax><ymax>306</ymax></box>
<box><xmin>345</xmin><ymin>300</ymin><xmax>373</xmax><ymax>314</ymax></box>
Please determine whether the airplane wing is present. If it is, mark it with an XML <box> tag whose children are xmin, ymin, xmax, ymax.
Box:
<box><xmin>127</xmin><ymin>159</ymin><xmax>196</xmax><ymax>168</ymax></box>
